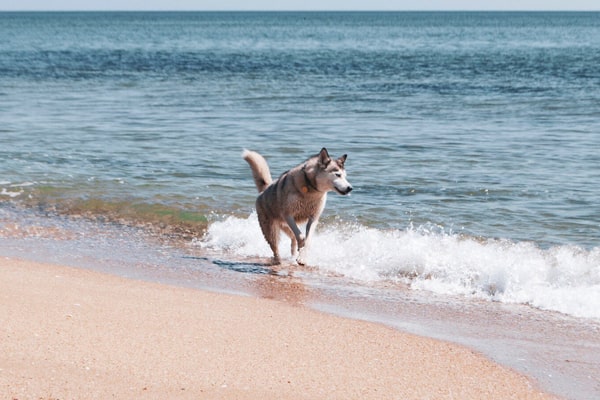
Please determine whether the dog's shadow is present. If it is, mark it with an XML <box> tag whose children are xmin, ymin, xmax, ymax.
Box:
<box><xmin>212</xmin><ymin>258</ymin><xmax>279</xmax><ymax>275</ymax></box>
<box><xmin>185</xmin><ymin>256</ymin><xmax>308</xmax><ymax>304</ymax></box>
<box><xmin>184</xmin><ymin>256</ymin><xmax>279</xmax><ymax>276</ymax></box>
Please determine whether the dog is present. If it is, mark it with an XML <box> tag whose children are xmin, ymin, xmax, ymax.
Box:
<box><xmin>243</xmin><ymin>148</ymin><xmax>352</xmax><ymax>265</ymax></box>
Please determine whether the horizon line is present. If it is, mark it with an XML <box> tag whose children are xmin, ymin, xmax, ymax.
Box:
<box><xmin>2</xmin><ymin>9</ymin><xmax>599</xmax><ymax>12</ymax></box>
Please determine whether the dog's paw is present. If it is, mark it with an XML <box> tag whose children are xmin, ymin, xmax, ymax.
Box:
<box><xmin>296</xmin><ymin>248</ymin><xmax>308</xmax><ymax>266</ymax></box>
<box><xmin>270</xmin><ymin>256</ymin><xmax>282</xmax><ymax>266</ymax></box>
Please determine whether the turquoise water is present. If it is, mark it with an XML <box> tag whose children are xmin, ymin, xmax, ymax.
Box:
<box><xmin>1</xmin><ymin>12</ymin><xmax>600</xmax><ymax>320</ymax></box>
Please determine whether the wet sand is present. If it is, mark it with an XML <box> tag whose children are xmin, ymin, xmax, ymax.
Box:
<box><xmin>0</xmin><ymin>257</ymin><xmax>555</xmax><ymax>399</ymax></box>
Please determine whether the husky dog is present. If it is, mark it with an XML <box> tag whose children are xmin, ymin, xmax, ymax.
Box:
<box><xmin>243</xmin><ymin>148</ymin><xmax>352</xmax><ymax>265</ymax></box>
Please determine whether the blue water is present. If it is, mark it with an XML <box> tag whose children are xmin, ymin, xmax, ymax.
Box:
<box><xmin>1</xmin><ymin>12</ymin><xmax>600</xmax><ymax>320</ymax></box>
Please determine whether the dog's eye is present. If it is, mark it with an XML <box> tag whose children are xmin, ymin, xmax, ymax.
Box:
<box><xmin>334</xmin><ymin>172</ymin><xmax>342</xmax><ymax>178</ymax></box>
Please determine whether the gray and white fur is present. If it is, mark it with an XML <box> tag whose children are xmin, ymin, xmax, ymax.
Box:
<box><xmin>243</xmin><ymin>148</ymin><xmax>352</xmax><ymax>265</ymax></box>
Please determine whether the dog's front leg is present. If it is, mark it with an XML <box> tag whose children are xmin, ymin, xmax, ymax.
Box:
<box><xmin>296</xmin><ymin>217</ymin><xmax>318</xmax><ymax>266</ymax></box>
<box><xmin>285</xmin><ymin>215</ymin><xmax>305</xmax><ymax>249</ymax></box>
<box><xmin>304</xmin><ymin>217</ymin><xmax>318</xmax><ymax>246</ymax></box>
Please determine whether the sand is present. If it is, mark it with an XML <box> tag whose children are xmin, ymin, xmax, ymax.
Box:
<box><xmin>0</xmin><ymin>256</ymin><xmax>556</xmax><ymax>399</ymax></box>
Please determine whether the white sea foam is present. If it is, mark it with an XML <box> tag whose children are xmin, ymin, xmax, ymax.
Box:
<box><xmin>0</xmin><ymin>182</ymin><xmax>37</xmax><ymax>198</ymax></box>
<box><xmin>200</xmin><ymin>213</ymin><xmax>600</xmax><ymax>320</ymax></box>
<box><xmin>10</xmin><ymin>182</ymin><xmax>34</xmax><ymax>187</ymax></box>
<box><xmin>0</xmin><ymin>188</ymin><xmax>23</xmax><ymax>198</ymax></box>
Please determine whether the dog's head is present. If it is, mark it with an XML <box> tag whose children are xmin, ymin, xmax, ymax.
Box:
<box><xmin>316</xmin><ymin>148</ymin><xmax>353</xmax><ymax>195</ymax></box>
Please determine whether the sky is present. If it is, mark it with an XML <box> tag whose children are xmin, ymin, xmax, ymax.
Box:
<box><xmin>1</xmin><ymin>0</ymin><xmax>598</xmax><ymax>11</ymax></box>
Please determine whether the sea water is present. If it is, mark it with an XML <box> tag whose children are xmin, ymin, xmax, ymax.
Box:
<box><xmin>1</xmin><ymin>11</ymin><xmax>600</xmax><ymax>321</ymax></box>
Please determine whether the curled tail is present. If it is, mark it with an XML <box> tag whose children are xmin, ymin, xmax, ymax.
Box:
<box><xmin>242</xmin><ymin>149</ymin><xmax>273</xmax><ymax>193</ymax></box>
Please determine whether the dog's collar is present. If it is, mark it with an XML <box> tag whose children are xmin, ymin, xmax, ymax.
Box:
<box><xmin>302</xmin><ymin>165</ymin><xmax>320</xmax><ymax>194</ymax></box>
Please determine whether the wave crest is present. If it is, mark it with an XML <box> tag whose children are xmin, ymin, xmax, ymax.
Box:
<box><xmin>200</xmin><ymin>213</ymin><xmax>600</xmax><ymax>320</ymax></box>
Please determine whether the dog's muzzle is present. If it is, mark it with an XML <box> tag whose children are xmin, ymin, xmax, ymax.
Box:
<box><xmin>336</xmin><ymin>185</ymin><xmax>353</xmax><ymax>195</ymax></box>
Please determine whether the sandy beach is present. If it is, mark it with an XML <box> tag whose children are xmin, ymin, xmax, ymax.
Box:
<box><xmin>1</xmin><ymin>256</ymin><xmax>555</xmax><ymax>400</ymax></box>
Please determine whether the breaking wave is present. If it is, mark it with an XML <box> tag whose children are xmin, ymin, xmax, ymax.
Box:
<box><xmin>200</xmin><ymin>212</ymin><xmax>600</xmax><ymax>320</ymax></box>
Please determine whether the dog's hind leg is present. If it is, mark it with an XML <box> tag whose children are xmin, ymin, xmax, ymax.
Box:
<box><xmin>256</xmin><ymin>200</ymin><xmax>282</xmax><ymax>264</ymax></box>
<box><xmin>259</xmin><ymin>220</ymin><xmax>281</xmax><ymax>265</ymax></box>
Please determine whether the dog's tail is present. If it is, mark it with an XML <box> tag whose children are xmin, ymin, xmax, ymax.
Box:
<box><xmin>242</xmin><ymin>149</ymin><xmax>273</xmax><ymax>193</ymax></box>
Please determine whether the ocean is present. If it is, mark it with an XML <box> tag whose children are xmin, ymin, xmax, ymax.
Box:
<box><xmin>1</xmin><ymin>11</ymin><xmax>600</xmax><ymax>397</ymax></box>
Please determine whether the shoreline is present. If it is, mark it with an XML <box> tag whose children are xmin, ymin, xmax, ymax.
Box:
<box><xmin>0</xmin><ymin>256</ymin><xmax>555</xmax><ymax>399</ymax></box>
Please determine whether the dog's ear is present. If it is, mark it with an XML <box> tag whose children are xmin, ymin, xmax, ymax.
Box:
<box><xmin>337</xmin><ymin>154</ymin><xmax>347</xmax><ymax>167</ymax></box>
<box><xmin>318</xmin><ymin>148</ymin><xmax>331</xmax><ymax>167</ymax></box>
